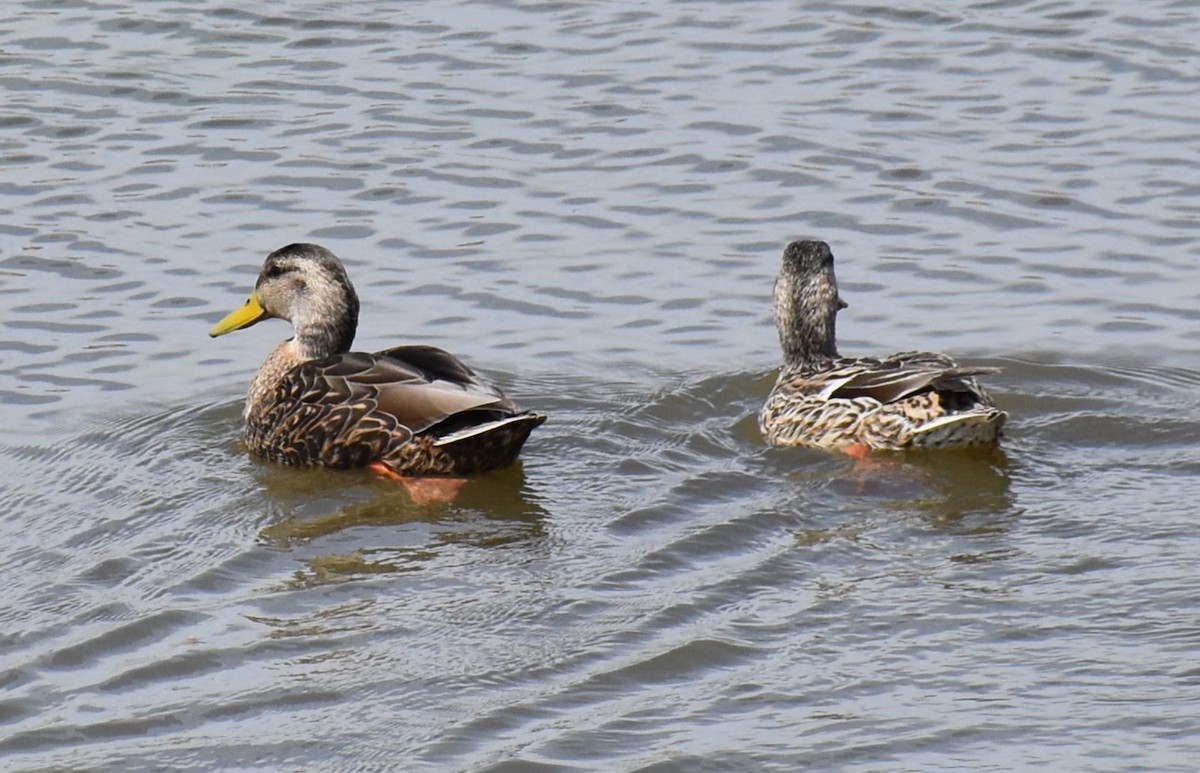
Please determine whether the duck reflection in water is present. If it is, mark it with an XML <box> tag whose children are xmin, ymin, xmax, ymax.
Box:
<box><xmin>254</xmin><ymin>457</ymin><xmax>548</xmax><ymax>585</ymax></box>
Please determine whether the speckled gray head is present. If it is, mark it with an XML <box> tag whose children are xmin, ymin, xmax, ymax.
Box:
<box><xmin>255</xmin><ymin>244</ymin><xmax>356</xmax><ymax>313</ymax></box>
<box><xmin>210</xmin><ymin>243</ymin><xmax>361</xmax><ymax>359</ymax></box>
<box><xmin>256</xmin><ymin>243</ymin><xmax>361</xmax><ymax>356</ymax></box>
<box><xmin>772</xmin><ymin>240</ymin><xmax>849</xmax><ymax>365</ymax></box>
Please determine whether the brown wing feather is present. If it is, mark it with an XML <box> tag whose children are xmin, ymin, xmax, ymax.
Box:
<box><xmin>820</xmin><ymin>352</ymin><xmax>998</xmax><ymax>404</ymax></box>
<box><xmin>376</xmin><ymin>345</ymin><xmax>491</xmax><ymax>387</ymax></box>
<box><xmin>828</xmin><ymin>365</ymin><xmax>1000</xmax><ymax>403</ymax></box>
<box><xmin>316</xmin><ymin>349</ymin><xmax>511</xmax><ymax>434</ymax></box>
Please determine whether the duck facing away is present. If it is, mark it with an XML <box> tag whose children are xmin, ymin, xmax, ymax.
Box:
<box><xmin>210</xmin><ymin>243</ymin><xmax>545</xmax><ymax>475</ymax></box>
<box><xmin>759</xmin><ymin>240</ymin><xmax>1006</xmax><ymax>452</ymax></box>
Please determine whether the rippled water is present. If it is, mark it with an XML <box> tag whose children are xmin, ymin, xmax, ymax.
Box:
<box><xmin>3</xmin><ymin>1</ymin><xmax>1200</xmax><ymax>770</ymax></box>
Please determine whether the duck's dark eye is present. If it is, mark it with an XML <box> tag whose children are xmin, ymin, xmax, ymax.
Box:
<box><xmin>264</xmin><ymin>262</ymin><xmax>290</xmax><ymax>280</ymax></box>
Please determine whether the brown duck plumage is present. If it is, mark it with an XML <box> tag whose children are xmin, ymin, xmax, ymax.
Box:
<box><xmin>210</xmin><ymin>243</ymin><xmax>544</xmax><ymax>475</ymax></box>
<box><xmin>759</xmin><ymin>240</ymin><xmax>1006</xmax><ymax>451</ymax></box>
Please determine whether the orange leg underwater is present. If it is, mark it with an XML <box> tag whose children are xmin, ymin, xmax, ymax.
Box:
<box><xmin>843</xmin><ymin>442</ymin><xmax>872</xmax><ymax>460</ymax></box>
<box><xmin>368</xmin><ymin>461</ymin><xmax>468</xmax><ymax>505</ymax></box>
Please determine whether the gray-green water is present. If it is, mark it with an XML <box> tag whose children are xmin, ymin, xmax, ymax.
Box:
<box><xmin>2</xmin><ymin>2</ymin><xmax>1199</xmax><ymax>771</ymax></box>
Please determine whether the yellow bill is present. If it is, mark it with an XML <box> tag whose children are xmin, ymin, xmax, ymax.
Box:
<box><xmin>209</xmin><ymin>292</ymin><xmax>270</xmax><ymax>337</ymax></box>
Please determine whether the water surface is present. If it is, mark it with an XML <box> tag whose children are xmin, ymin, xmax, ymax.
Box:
<box><xmin>2</xmin><ymin>1</ymin><xmax>1199</xmax><ymax>771</ymax></box>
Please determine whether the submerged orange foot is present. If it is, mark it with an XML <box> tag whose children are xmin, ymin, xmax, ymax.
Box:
<box><xmin>368</xmin><ymin>461</ymin><xmax>467</xmax><ymax>505</ymax></box>
<box><xmin>838</xmin><ymin>443</ymin><xmax>929</xmax><ymax>492</ymax></box>
<box><xmin>844</xmin><ymin>442</ymin><xmax>872</xmax><ymax>460</ymax></box>
<box><xmin>841</xmin><ymin>442</ymin><xmax>893</xmax><ymax>491</ymax></box>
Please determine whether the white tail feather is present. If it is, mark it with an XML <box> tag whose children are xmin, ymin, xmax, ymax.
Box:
<box><xmin>434</xmin><ymin>414</ymin><xmax>539</xmax><ymax>446</ymax></box>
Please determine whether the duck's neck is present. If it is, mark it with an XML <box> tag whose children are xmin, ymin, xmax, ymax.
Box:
<box><xmin>293</xmin><ymin>313</ymin><xmax>357</xmax><ymax>360</ymax></box>
<box><xmin>244</xmin><ymin>305</ymin><xmax>358</xmax><ymax>418</ymax></box>
<box><xmin>291</xmin><ymin>279</ymin><xmax>360</xmax><ymax>360</ymax></box>
<box><xmin>777</xmin><ymin>304</ymin><xmax>839</xmax><ymax>371</ymax></box>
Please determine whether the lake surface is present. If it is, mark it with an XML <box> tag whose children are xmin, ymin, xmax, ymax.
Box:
<box><xmin>2</xmin><ymin>1</ymin><xmax>1199</xmax><ymax>770</ymax></box>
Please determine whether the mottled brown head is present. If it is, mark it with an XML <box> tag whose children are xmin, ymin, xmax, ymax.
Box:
<box><xmin>210</xmin><ymin>243</ymin><xmax>360</xmax><ymax>359</ymax></box>
<box><xmin>772</xmin><ymin>240</ymin><xmax>848</xmax><ymax>366</ymax></box>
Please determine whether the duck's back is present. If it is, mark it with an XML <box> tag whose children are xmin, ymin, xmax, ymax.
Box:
<box><xmin>760</xmin><ymin>351</ymin><xmax>1005</xmax><ymax>450</ymax></box>
<box><xmin>245</xmin><ymin>345</ymin><xmax>544</xmax><ymax>473</ymax></box>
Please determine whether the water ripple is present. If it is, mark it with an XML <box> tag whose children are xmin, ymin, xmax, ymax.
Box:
<box><xmin>2</xmin><ymin>0</ymin><xmax>1200</xmax><ymax>770</ymax></box>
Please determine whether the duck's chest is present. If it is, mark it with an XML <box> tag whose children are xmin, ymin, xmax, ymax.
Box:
<box><xmin>243</xmin><ymin>342</ymin><xmax>303</xmax><ymax>419</ymax></box>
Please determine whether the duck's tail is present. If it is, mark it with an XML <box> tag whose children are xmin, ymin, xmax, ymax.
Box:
<box><xmin>913</xmin><ymin>407</ymin><xmax>1007</xmax><ymax>448</ymax></box>
<box><xmin>437</xmin><ymin>412</ymin><xmax>547</xmax><ymax>472</ymax></box>
<box><xmin>435</xmin><ymin>412</ymin><xmax>546</xmax><ymax>447</ymax></box>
